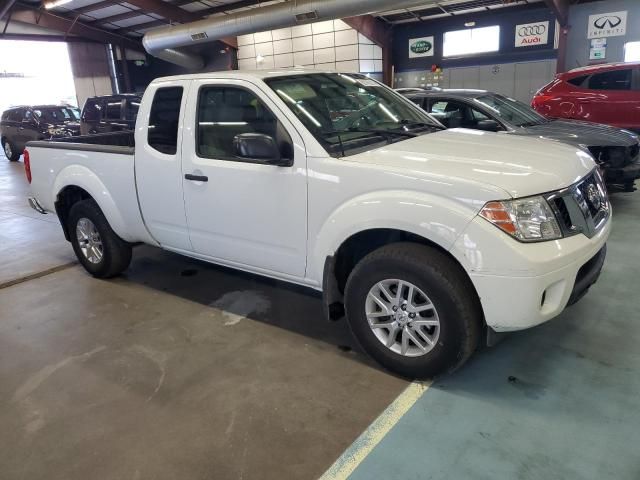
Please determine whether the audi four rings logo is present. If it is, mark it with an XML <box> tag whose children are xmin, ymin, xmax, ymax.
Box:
<box><xmin>518</xmin><ymin>24</ymin><xmax>546</xmax><ymax>37</ymax></box>
<box><xmin>594</xmin><ymin>15</ymin><xmax>622</xmax><ymax>29</ymax></box>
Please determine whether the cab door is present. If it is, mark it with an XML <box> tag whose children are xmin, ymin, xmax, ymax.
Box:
<box><xmin>134</xmin><ymin>80</ymin><xmax>192</xmax><ymax>250</ymax></box>
<box><xmin>180</xmin><ymin>79</ymin><xmax>308</xmax><ymax>278</ymax></box>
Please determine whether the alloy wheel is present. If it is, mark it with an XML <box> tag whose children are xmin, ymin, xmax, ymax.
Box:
<box><xmin>365</xmin><ymin>279</ymin><xmax>440</xmax><ymax>357</ymax></box>
<box><xmin>76</xmin><ymin>217</ymin><xmax>104</xmax><ymax>264</ymax></box>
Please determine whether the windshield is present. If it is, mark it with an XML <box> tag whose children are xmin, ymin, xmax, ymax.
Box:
<box><xmin>34</xmin><ymin>107</ymin><xmax>76</xmax><ymax>123</ymax></box>
<box><xmin>473</xmin><ymin>94</ymin><xmax>549</xmax><ymax>127</ymax></box>
<box><xmin>265</xmin><ymin>73</ymin><xmax>442</xmax><ymax>157</ymax></box>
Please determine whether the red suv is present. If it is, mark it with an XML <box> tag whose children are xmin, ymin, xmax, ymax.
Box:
<box><xmin>532</xmin><ymin>62</ymin><xmax>640</xmax><ymax>132</ymax></box>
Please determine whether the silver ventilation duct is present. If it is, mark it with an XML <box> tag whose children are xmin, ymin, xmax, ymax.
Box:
<box><xmin>142</xmin><ymin>0</ymin><xmax>433</xmax><ymax>70</ymax></box>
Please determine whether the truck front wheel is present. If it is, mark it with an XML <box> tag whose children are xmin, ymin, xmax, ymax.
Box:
<box><xmin>344</xmin><ymin>243</ymin><xmax>482</xmax><ymax>379</ymax></box>
<box><xmin>68</xmin><ymin>199</ymin><xmax>132</xmax><ymax>278</ymax></box>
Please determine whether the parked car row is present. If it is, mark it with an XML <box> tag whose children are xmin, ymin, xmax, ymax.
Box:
<box><xmin>1</xmin><ymin>93</ymin><xmax>141</xmax><ymax>161</ymax></box>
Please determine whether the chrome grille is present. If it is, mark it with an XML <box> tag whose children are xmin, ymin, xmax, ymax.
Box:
<box><xmin>546</xmin><ymin>170</ymin><xmax>610</xmax><ymax>239</ymax></box>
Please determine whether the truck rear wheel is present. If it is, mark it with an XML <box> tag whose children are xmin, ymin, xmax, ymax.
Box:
<box><xmin>3</xmin><ymin>139</ymin><xmax>20</xmax><ymax>161</ymax></box>
<box><xmin>344</xmin><ymin>242</ymin><xmax>482</xmax><ymax>379</ymax></box>
<box><xmin>68</xmin><ymin>199</ymin><xmax>132</xmax><ymax>278</ymax></box>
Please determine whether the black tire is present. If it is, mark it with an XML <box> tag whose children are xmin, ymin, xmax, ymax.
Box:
<box><xmin>344</xmin><ymin>242</ymin><xmax>482</xmax><ymax>379</ymax></box>
<box><xmin>2</xmin><ymin>138</ymin><xmax>20</xmax><ymax>161</ymax></box>
<box><xmin>68</xmin><ymin>199</ymin><xmax>132</xmax><ymax>278</ymax></box>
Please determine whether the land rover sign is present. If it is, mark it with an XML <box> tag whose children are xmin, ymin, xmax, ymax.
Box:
<box><xmin>409</xmin><ymin>36</ymin><xmax>434</xmax><ymax>58</ymax></box>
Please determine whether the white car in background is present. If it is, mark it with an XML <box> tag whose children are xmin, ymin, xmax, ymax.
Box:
<box><xmin>24</xmin><ymin>70</ymin><xmax>610</xmax><ymax>378</ymax></box>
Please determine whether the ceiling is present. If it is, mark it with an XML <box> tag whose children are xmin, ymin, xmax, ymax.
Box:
<box><xmin>2</xmin><ymin>0</ymin><xmax>580</xmax><ymax>51</ymax></box>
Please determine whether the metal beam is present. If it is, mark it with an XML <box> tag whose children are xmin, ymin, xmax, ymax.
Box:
<box><xmin>89</xmin><ymin>9</ymin><xmax>143</xmax><ymax>26</ymax></box>
<box><xmin>123</xmin><ymin>0</ymin><xmax>199</xmax><ymax>24</ymax></box>
<box><xmin>75</xmin><ymin>0</ymin><xmax>117</xmax><ymax>15</ymax></box>
<box><xmin>109</xmin><ymin>0</ymin><xmax>237</xmax><ymax>47</ymax></box>
<box><xmin>544</xmin><ymin>0</ymin><xmax>569</xmax><ymax>26</ymax></box>
<box><xmin>10</xmin><ymin>6</ymin><xmax>143</xmax><ymax>51</ymax></box>
<box><xmin>0</xmin><ymin>0</ymin><xmax>17</xmax><ymax>20</ymax></box>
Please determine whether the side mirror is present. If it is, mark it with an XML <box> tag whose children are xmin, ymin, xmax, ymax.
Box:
<box><xmin>233</xmin><ymin>133</ymin><xmax>291</xmax><ymax>166</ymax></box>
<box><xmin>476</xmin><ymin>119</ymin><xmax>501</xmax><ymax>132</ymax></box>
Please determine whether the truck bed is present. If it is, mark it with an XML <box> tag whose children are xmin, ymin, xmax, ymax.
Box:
<box><xmin>27</xmin><ymin>131</ymin><xmax>134</xmax><ymax>154</ymax></box>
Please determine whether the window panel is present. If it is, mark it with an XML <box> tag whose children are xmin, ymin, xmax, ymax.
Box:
<box><xmin>624</xmin><ymin>41</ymin><xmax>640</xmax><ymax>62</ymax></box>
<box><xmin>148</xmin><ymin>87</ymin><xmax>183</xmax><ymax>155</ymax></box>
<box><xmin>588</xmin><ymin>70</ymin><xmax>631</xmax><ymax>91</ymax></box>
<box><xmin>197</xmin><ymin>86</ymin><xmax>279</xmax><ymax>160</ymax></box>
<box><xmin>443</xmin><ymin>26</ymin><xmax>500</xmax><ymax>57</ymax></box>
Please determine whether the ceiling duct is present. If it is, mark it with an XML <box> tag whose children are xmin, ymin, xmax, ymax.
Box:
<box><xmin>142</xmin><ymin>0</ymin><xmax>433</xmax><ymax>70</ymax></box>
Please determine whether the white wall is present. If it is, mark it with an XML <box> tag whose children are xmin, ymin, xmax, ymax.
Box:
<box><xmin>237</xmin><ymin>19</ymin><xmax>382</xmax><ymax>73</ymax></box>
<box><xmin>67</xmin><ymin>43</ymin><xmax>113</xmax><ymax>109</ymax></box>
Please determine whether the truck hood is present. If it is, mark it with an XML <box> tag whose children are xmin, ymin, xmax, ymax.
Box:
<box><xmin>517</xmin><ymin>119</ymin><xmax>639</xmax><ymax>148</ymax></box>
<box><xmin>348</xmin><ymin>128</ymin><xmax>596</xmax><ymax>198</ymax></box>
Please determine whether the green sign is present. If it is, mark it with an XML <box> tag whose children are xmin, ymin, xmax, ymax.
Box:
<box><xmin>411</xmin><ymin>40</ymin><xmax>432</xmax><ymax>55</ymax></box>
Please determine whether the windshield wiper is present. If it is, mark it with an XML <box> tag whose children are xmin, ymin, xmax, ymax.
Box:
<box><xmin>396</xmin><ymin>120</ymin><xmax>446</xmax><ymax>130</ymax></box>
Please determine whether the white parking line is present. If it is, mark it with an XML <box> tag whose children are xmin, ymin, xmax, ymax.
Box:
<box><xmin>318</xmin><ymin>381</ymin><xmax>431</xmax><ymax>480</ymax></box>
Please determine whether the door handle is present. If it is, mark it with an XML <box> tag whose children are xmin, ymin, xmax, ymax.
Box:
<box><xmin>184</xmin><ymin>173</ymin><xmax>208</xmax><ymax>182</ymax></box>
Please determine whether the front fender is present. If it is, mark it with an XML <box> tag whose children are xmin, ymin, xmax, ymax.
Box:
<box><xmin>53</xmin><ymin>164</ymin><xmax>132</xmax><ymax>242</ymax></box>
<box><xmin>309</xmin><ymin>190</ymin><xmax>479</xmax><ymax>283</ymax></box>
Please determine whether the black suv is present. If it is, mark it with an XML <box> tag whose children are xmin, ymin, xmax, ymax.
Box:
<box><xmin>1</xmin><ymin>105</ymin><xmax>80</xmax><ymax>161</ymax></box>
<box><xmin>81</xmin><ymin>94</ymin><xmax>141</xmax><ymax>135</ymax></box>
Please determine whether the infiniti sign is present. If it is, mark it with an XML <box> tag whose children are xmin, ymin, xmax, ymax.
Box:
<box><xmin>588</xmin><ymin>10</ymin><xmax>627</xmax><ymax>39</ymax></box>
<box><xmin>594</xmin><ymin>15</ymin><xmax>622</xmax><ymax>29</ymax></box>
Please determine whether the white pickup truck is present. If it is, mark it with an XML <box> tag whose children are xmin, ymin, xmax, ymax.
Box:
<box><xmin>25</xmin><ymin>70</ymin><xmax>611</xmax><ymax>378</ymax></box>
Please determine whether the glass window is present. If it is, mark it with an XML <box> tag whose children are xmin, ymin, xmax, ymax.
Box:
<box><xmin>425</xmin><ymin>99</ymin><xmax>469</xmax><ymax>128</ymax></box>
<box><xmin>443</xmin><ymin>26</ymin><xmax>500</xmax><ymax>57</ymax></box>
<box><xmin>9</xmin><ymin>109</ymin><xmax>25</xmax><ymax>122</ymax></box>
<box><xmin>588</xmin><ymin>69</ymin><xmax>631</xmax><ymax>90</ymax></box>
<box><xmin>473</xmin><ymin>94</ymin><xmax>548</xmax><ymax>127</ymax></box>
<box><xmin>148</xmin><ymin>87</ymin><xmax>183</xmax><ymax>155</ymax></box>
<box><xmin>124</xmin><ymin>98</ymin><xmax>140</xmax><ymax>121</ymax></box>
<box><xmin>34</xmin><ymin>108</ymin><xmax>72</xmax><ymax>122</ymax></box>
<box><xmin>105</xmin><ymin>100</ymin><xmax>122</xmax><ymax>120</ymax></box>
<box><xmin>567</xmin><ymin>75</ymin><xmax>588</xmax><ymax>87</ymax></box>
<box><xmin>624</xmin><ymin>41</ymin><xmax>640</xmax><ymax>62</ymax></box>
<box><xmin>265</xmin><ymin>73</ymin><xmax>440</xmax><ymax>157</ymax></box>
<box><xmin>197</xmin><ymin>86</ymin><xmax>281</xmax><ymax>160</ymax></box>
<box><xmin>82</xmin><ymin>100</ymin><xmax>102</xmax><ymax>122</ymax></box>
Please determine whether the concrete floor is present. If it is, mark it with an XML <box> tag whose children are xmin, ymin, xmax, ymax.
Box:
<box><xmin>2</xmin><ymin>151</ymin><xmax>640</xmax><ymax>480</ymax></box>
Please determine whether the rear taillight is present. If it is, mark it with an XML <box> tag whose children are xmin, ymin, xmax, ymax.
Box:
<box><xmin>531</xmin><ymin>94</ymin><xmax>553</xmax><ymax>110</ymax></box>
<box><xmin>23</xmin><ymin>149</ymin><xmax>32</xmax><ymax>184</ymax></box>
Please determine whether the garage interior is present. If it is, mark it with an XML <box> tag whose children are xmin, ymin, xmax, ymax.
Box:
<box><xmin>1</xmin><ymin>0</ymin><xmax>640</xmax><ymax>479</ymax></box>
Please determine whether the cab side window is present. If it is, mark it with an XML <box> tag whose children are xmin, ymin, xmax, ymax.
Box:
<box><xmin>197</xmin><ymin>86</ymin><xmax>289</xmax><ymax>161</ymax></box>
<box><xmin>105</xmin><ymin>100</ymin><xmax>122</xmax><ymax>120</ymax></box>
<box><xmin>83</xmin><ymin>99</ymin><xmax>102</xmax><ymax>122</ymax></box>
<box><xmin>588</xmin><ymin>69</ymin><xmax>632</xmax><ymax>90</ymax></box>
<box><xmin>148</xmin><ymin>87</ymin><xmax>183</xmax><ymax>155</ymax></box>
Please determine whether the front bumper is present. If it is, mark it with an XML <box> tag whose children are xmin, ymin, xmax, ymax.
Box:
<box><xmin>451</xmin><ymin>214</ymin><xmax>611</xmax><ymax>332</ymax></box>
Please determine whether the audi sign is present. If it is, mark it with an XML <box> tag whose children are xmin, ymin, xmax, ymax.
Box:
<box><xmin>588</xmin><ymin>10</ymin><xmax>627</xmax><ymax>39</ymax></box>
<box><xmin>515</xmin><ymin>21</ymin><xmax>549</xmax><ymax>47</ymax></box>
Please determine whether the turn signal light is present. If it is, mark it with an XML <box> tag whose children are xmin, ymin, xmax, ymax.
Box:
<box><xmin>479</xmin><ymin>201</ymin><xmax>517</xmax><ymax>235</ymax></box>
<box><xmin>23</xmin><ymin>149</ymin><xmax>32</xmax><ymax>184</ymax></box>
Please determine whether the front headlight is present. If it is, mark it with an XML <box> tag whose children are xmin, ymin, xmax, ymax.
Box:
<box><xmin>479</xmin><ymin>196</ymin><xmax>562</xmax><ymax>242</ymax></box>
